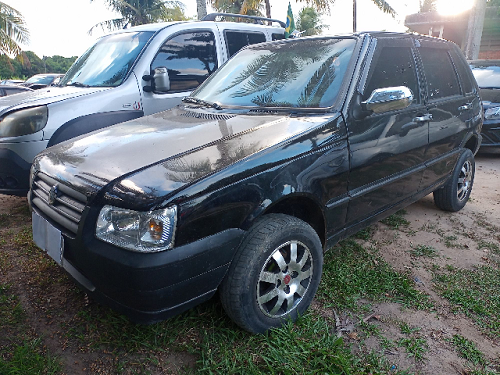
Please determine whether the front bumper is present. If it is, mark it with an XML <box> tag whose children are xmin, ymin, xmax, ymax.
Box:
<box><xmin>480</xmin><ymin>119</ymin><xmax>500</xmax><ymax>150</ymax></box>
<box><xmin>0</xmin><ymin>140</ymin><xmax>48</xmax><ymax>196</ymax></box>
<box><xmin>32</xmin><ymin>203</ymin><xmax>245</xmax><ymax>323</ymax></box>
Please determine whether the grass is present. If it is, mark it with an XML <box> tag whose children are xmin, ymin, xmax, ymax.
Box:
<box><xmin>450</xmin><ymin>335</ymin><xmax>485</xmax><ymax>366</ymax></box>
<box><xmin>0</xmin><ymin>284</ymin><xmax>62</xmax><ymax>375</ymax></box>
<box><xmin>0</xmin><ymin>338</ymin><xmax>61</xmax><ymax>375</ymax></box>
<box><xmin>433</xmin><ymin>265</ymin><xmax>500</xmax><ymax>338</ymax></box>
<box><xmin>320</xmin><ymin>239</ymin><xmax>433</xmax><ymax>311</ymax></box>
<box><xmin>410</xmin><ymin>245</ymin><xmax>439</xmax><ymax>258</ymax></box>
<box><xmin>381</xmin><ymin>210</ymin><xmax>410</xmax><ymax>230</ymax></box>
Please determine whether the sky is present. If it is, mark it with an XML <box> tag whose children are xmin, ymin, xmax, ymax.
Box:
<box><xmin>12</xmin><ymin>0</ymin><xmax>473</xmax><ymax>58</ymax></box>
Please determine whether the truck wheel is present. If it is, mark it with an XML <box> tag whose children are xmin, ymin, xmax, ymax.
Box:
<box><xmin>433</xmin><ymin>149</ymin><xmax>475</xmax><ymax>212</ymax></box>
<box><xmin>220</xmin><ymin>214</ymin><xmax>323</xmax><ymax>334</ymax></box>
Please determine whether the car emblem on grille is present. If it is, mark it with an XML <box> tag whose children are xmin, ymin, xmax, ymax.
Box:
<box><xmin>48</xmin><ymin>185</ymin><xmax>59</xmax><ymax>205</ymax></box>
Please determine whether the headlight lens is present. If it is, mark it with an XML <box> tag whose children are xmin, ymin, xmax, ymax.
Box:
<box><xmin>0</xmin><ymin>106</ymin><xmax>48</xmax><ymax>137</ymax></box>
<box><xmin>96</xmin><ymin>205</ymin><xmax>177</xmax><ymax>252</ymax></box>
<box><xmin>485</xmin><ymin>106</ymin><xmax>500</xmax><ymax>120</ymax></box>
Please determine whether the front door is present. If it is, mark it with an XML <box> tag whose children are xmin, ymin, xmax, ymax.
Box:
<box><xmin>346</xmin><ymin>38</ymin><xmax>429</xmax><ymax>226</ymax></box>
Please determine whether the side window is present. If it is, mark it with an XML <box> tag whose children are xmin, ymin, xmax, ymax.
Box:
<box><xmin>364</xmin><ymin>46</ymin><xmax>420</xmax><ymax>105</ymax></box>
<box><xmin>151</xmin><ymin>31</ymin><xmax>218</xmax><ymax>92</ymax></box>
<box><xmin>419</xmin><ymin>47</ymin><xmax>460</xmax><ymax>100</ymax></box>
<box><xmin>272</xmin><ymin>33</ymin><xmax>285</xmax><ymax>41</ymax></box>
<box><xmin>449</xmin><ymin>49</ymin><xmax>474</xmax><ymax>94</ymax></box>
<box><xmin>225</xmin><ymin>31</ymin><xmax>266</xmax><ymax>57</ymax></box>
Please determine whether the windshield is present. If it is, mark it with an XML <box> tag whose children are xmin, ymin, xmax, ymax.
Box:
<box><xmin>25</xmin><ymin>75</ymin><xmax>57</xmax><ymax>85</ymax></box>
<box><xmin>192</xmin><ymin>38</ymin><xmax>356</xmax><ymax>108</ymax></box>
<box><xmin>470</xmin><ymin>63</ymin><xmax>500</xmax><ymax>88</ymax></box>
<box><xmin>59</xmin><ymin>31</ymin><xmax>154</xmax><ymax>87</ymax></box>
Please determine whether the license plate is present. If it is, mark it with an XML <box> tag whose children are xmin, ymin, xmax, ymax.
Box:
<box><xmin>32</xmin><ymin>211</ymin><xmax>64</xmax><ymax>266</ymax></box>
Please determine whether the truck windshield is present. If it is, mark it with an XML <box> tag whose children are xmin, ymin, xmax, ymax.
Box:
<box><xmin>59</xmin><ymin>31</ymin><xmax>154</xmax><ymax>88</ymax></box>
<box><xmin>192</xmin><ymin>38</ymin><xmax>356</xmax><ymax>109</ymax></box>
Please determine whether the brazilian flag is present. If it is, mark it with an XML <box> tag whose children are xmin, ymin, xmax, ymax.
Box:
<box><xmin>285</xmin><ymin>2</ymin><xmax>295</xmax><ymax>38</ymax></box>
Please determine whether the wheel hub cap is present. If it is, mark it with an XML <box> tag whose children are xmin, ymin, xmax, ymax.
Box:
<box><xmin>256</xmin><ymin>240</ymin><xmax>313</xmax><ymax>318</ymax></box>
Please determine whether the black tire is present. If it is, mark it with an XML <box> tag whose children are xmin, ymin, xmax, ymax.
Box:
<box><xmin>220</xmin><ymin>214</ymin><xmax>323</xmax><ymax>334</ymax></box>
<box><xmin>433</xmin><ymin>149</ymin><xmax>475</xmax><ymax>212</ymax></box>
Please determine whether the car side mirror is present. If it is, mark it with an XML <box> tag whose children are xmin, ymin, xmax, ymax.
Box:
<box><xmin>362</xmin><ymin>86</ymin><xmax>413</xmax><ymax>114</ymax></box>
<box><xmin>153</xmin><ymin>67</ymin><xmax>170</xmax><ymax>93</ymax></box>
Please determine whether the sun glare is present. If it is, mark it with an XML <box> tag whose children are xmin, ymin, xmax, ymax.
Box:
<box><xmin>437</xmin><ymin>0</ymin><xmax>474</xmax><ymax>16</ymax></box>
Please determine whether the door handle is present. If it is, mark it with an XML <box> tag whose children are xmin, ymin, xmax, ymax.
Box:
<box><xmin>413</xmin><ymin>114</ymin><xmax>433</xmax><ymax>122</ymax></box>
<box><xmin>458</xmin><ymin>103</ymin><xmax>472</xmax><ymax>111</ymax></box>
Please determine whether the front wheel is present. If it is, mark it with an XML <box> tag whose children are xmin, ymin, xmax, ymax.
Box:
<box><xmin>220</xmin><ymin>214</ymin><xmax>323</xmax><ymax>334</ymax></box>
<box><xmin>433</xmin><ymin>149</ymin><xmax>475</xmax><ymax>212</ymax></box>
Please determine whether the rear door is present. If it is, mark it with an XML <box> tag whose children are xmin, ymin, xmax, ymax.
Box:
<box><xmin>417</xmin><ymin>39</ymin><xmax>477</xmax><ymax>187</ymax></box>
<box><xmin>346</xmin><ymin>37</ymin><xmax>429</xmax><ymax>226</ymax></box>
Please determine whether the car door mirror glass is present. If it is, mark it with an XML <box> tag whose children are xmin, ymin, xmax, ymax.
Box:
<box><xmin>362</xmin><ymin>86</ymin><xmax>413</xmax><ymax>114</ymax></box>
<box><xmin>153</xmin><ymin>67</ymin><xmax>170</xmax><ymax>93</ymax></box>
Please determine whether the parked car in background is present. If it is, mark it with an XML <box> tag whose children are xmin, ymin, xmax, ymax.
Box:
<box><xmin>0</xmin><ymin>85</ymin><xmax>33</xmax><ymax>97</ymax></box>
<box><xmin>470</xmin><ymin>60</ymin><xmax>500</xmax><ymax>152</ymax></box>
<box><xmin>21</xmin><ymin>74</ymin><xmax>64</xmax><ymax>90</ymax></box>
<box><xmin>0</xmin><ymin>13</ymin><xmax>285</xmax><ymax>196</ymax></box>
<box><xmin>30</xmin><ymin>32</ymin><xmax>482</xmax><ymax>334</ymax></box>
<box><xmin>0</xmin><ymin>79</ymin><xmax>24</xmax><ymax>85</ymax></box>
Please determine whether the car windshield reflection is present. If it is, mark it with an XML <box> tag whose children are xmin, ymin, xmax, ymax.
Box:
<box><xmin>192</xmin><ymin>38</ymin><xmax>356</xmax><ymax>109</ymax></box>
<box><xmin>59</xmin><ymin>31</ymin><xmax>154</xmax><ymax>88</ymax></box>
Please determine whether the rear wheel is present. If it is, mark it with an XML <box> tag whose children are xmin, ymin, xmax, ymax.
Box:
<box><xmin>220</xmin><ymin>214</ymin><xmax>323</xmax><ymax>334</ymax></box>
<box><xmin>433</xmin><ymin>149</ymin><xmax>475</xmax><ymax>212</ymax></box>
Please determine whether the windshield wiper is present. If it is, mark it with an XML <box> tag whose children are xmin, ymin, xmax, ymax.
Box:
<box><xmin>67</xmin><ymin>82</ymin><xmax>90</xmax><ymax>88</ymax></box>
<box><xmin>182</xmin><ymin>97</ymin><xmax>222</xmax><ymax>110</ymax></box>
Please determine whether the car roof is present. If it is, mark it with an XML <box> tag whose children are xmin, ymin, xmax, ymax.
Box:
<box><xmin>106</xmin><ymin>19</ymin><xmax>284</xmax><ymax>35</ymax></box>
<box><xmin>469</xmin><ymin>60</ymin><xmax>500</xmax><ymax>67</ymax></box>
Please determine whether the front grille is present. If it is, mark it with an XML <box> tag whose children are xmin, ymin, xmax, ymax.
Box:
<box><xmin>31</xmin><ymin>173</ymin><xmax>87</xmax><ymax>236</ymax></box>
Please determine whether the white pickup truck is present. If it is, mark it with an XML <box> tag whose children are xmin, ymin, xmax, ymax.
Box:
<box><xmin>0</xmin><ymin>14</ymin><xmax>285</xmax><ymax>195</ymax></box>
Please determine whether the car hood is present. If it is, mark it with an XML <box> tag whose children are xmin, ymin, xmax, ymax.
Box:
<box><xmin>36</xmin><ymin>106</ymin><xmax>332</xmax><ymax>207</ymax></box>
<box><xmin>0</xmin><ymin>86</ymin><xmax>111</xmax><ymax>115</ymax></box>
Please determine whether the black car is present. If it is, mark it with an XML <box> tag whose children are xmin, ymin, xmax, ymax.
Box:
<box><xmin>29</xmin><ymin>32</ymin><xmax>482</xmax><ymax>334</ymax></box>
<box><xmin>470</xmin><ymin>60</ymin><xmax>500</xmax><ymax>152</ymax></box>
<box><xmin>0</xmin><ymin>85</ymin><xmax>33</xmax><ymax>97</ymax></box>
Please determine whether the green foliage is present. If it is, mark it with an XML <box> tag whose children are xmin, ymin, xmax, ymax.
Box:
<box><xmin>89</xmin><ymin>0</ymin><xmax>189</xmax><ymax>34</ymax></box>
<box><xmin>0</xmin><ymin>52</ymin><xmax>77</xmax><ymax>79</ymax></box>
<box><xmin>0</xmin><ymin>2</ymin><xmax>30</xmax><ymax>56</ymax></box>
<box><xmin>297</xmin><ymin>6</ymin><xmax>326</xmax><ymax>36</ymax></box>
<box><xmin>381</xmin><ymin>210</ymin><xmax>410</xmax><ymax>230</ymax></box>
<box><xmin>320</xmin><ymin>239</ymin><xmax>432</xmax><ymax>311</ymax></box>
<box><xmin>0</xmin><ymin>338</ymin><xmax>61</xmax><ymax>375</ymax></box>
<box><xmin>433</xmin><ymin>265</ymin><xmax>500</xmax><ymax>337</ymax></box>
<box><xmin>450</xmin><ymin>335</ymin><xmax>485</xmax><ymax>366</ymax></box>
<box><xmin>420</xmin><ymin>0</ymin><xmax>437</xmax><ymax>12</ymax></box>
<box><xmin>410</xmin><ymin>244</ymin><xmax>439</xmax><ymax>258</ymax></box>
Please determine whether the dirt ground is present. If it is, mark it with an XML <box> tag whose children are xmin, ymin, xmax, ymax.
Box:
<box><xmin>1</xmin><ymin>153</ymin><xmax>499</xmax><ymax>374</ymax></box>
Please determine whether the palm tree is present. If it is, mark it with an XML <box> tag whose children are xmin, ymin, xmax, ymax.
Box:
<box><xmin>89</xmin><ymin>0</ymin><xmax>188</xmax><ymax>34</ymax></box>
<box><xmin>196</xmin><ymin>0</ymin><xmax>207</xmax><ymax>19</ymax></box>
<box><xmin>297</xmin><ymin>6</ymin><xmax>326</xmax><ymax>36</ymax></box>
<box><xmin>0</xmin><ymin>2</ymin><xmax>29</xmax><ymax>57</ymax></box>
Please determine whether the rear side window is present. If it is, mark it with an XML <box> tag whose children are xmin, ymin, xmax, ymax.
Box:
<box><xmin>450</xmin><ymin>49</ymin><xmax>474</xmax><ymax>94</ymax></box>
<box><xmin>272</xmin><ymin>33</ymin><xmax>285</xmax><ymax>41</ymax></box>
<box><xmin>151</xmin><ymin>31</ymin><xmax>218</xmax><ymax>92</ymax></box>
<box><xmin>419</xmin><ymin>47</ymin><xmax>460</xmax><ymax>100</ymax></box>
<box><xmin>225</xmin><ymin>31</ymin><xmax>266</xmax><ymax>57</ymax></box>
<box><xmin>364</xmin><ymin>46</ymin><xmax>420</xmax><ymax>105</ymax></box>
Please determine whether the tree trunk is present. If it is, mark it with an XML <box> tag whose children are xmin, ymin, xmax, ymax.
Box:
<box><xmin>196</xmin><ymin>0</ymin><xmax>207</xmax><ymax>20</ymax></box>
<box><xmin>265</xmin><ymin>0</ymin><xmax>271</xmax><ymax>18</ymax></box>
<box><xmin>463</xmin><ymin>0</ymin><xmax>487</xmax><ymax>60</ymax></box>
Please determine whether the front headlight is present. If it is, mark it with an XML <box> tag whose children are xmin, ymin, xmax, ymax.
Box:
<box><xmin>96</xmin><ymin>205</ymin><xmax>177</xmax><ymax>253</ymax></box>
<box><xmin>485</xmin><ymin>106</ymin><xmax>500</xmax><ymax>120</ymax></box>
<box><xmin>0</xmin><ymin>106</ymin><xmax>48</xmax><ymax>138</ymax></box>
